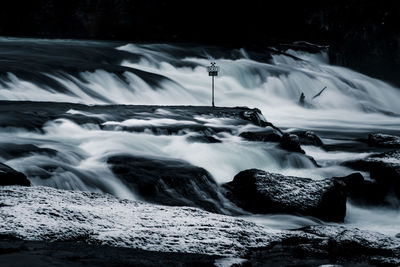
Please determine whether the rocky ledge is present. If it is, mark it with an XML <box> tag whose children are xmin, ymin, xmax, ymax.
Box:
<box><xmin>361</xmin><ymin>133</ymin><xmax>400</xmax><ymax>149</ymax></box>
<box><xmin>239</xmin><ymin>129</ymin><xmax>323</xmax><ymax>159</ymax></box>
<box><xmin>0</xmin><ymin>101</ymin><xmax>270</xmax><ymax>132</ymax></box>
<box><xmin>0</xmin><ymin>186</ymin><xmax>399</xmax><ymax>266</ymax></box>
<box><xmin>344</xmin><ymin>150</ymin><xmax>400</xmax><ymax>207</ymax></box>
<box><xmin>0</xmin><ymin>186</ymin><xmax>274</xmax><ymax>256</ymax></box>
<box><xmin>0</xmin><ymin>101</ymin><xmax>318</xmax><ymax>156</ymax></box>
<box><xmin>107</xmin><ymin>155</ymin><xmax>238</xmax><ymax>215</ymax></box>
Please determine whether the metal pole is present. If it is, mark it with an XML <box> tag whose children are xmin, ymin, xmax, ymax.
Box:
<box><xmin>212</xmin><ymin>75</ymin><xmax>215</xmax><ymax>107</ymax></box>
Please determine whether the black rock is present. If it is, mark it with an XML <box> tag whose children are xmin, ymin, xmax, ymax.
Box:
<box><xmin>223</xmin><ymin>169</ymin><xmax>346</xmax><ymax>222</ymax></box>
<box><xmin>343</xmin><ymin>150</ymin><xmax>400</xmax><ymax>207</ymax></box>
<box><xmin>240</xmin><ymin>131</ymin><xmax>319</xmax><ymax>166</ymax></box>
<box><xmin>240</xmin><ymin>109</ymin><xmax>282</xmax><ymax>134</ymax></box>
<box><xmin>249</xmin><ymin>224</ymin><xmax>400</xmax><ymax>266</ymax></box>
<box><xmin>0</xmin><ymin>101</ymin><xmax>272</xmax><ymax>136</ymax></box>
<box><xmin>239</xmin><ymin>130</ymin><xmax>282</xmax><ymax>143</ymax></box>
<box><xmin>240</xmin><ymin>109</ymin><xmax>270</xmax><ymax>128</ymax></box>
<box><xmin>107</xmin><ymin>155</ymin><xmax>236</xmax><ymax>214</ymax></box>
<box><xmin>0</xmin><ymin>143</ymin><xmax>57</xmax><ymax>160</ymax></box>
<box><xmin>0</xmin><ymin>163</ymin><xmax>30</xmax><ymax>186</ymax></box>
<box><xmin>332</xmin><ymin>172</ymin><xmax>385</xmax><ymax>206</ymax></box>
<box><xmin>367</xmin><ymin>133</ymin><xmax>400</xmax><ymax>149</ymax></box>
<box><xmin>333</xmin><ymin>172</ymin><xmax>365</xmax><ymax>193</ymax></box>
<box><xmin>290</xmin><ymin>131</ymin><xmax>323</xmax><ymax>146</ymax></box>
<box><xmin>280</xmin><ymin>133</ymin><xmax>305</xmax><ymax>154</ymax></box>
<box><xmin>0</xmin><ymin>237</ymin><xmax>221</xmax><ymax>267</ymax></box>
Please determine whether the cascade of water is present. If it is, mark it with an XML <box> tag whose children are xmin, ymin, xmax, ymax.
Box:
<box><xmin>1</xmin><ymin>40</ymin><xmax>399</xmax><ymax>132</ymax></box>
<box><xmin>1</xmin><ymin>39</ymin><xmax>399</xmax><ymax>234</ymax></box>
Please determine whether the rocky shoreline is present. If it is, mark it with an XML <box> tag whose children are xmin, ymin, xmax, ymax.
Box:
<box><xmin>1</xmin><ymin>102</ymin><xmax>400</xmax><ymax>266</ymax></box>
<box><xmin>0</xmin><ymin>186</ymin><xmax>399</xmax><ymax>266</ymax></box>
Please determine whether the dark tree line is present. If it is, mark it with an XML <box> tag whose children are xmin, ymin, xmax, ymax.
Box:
<box><xmin>0</xmin><ymin>0</ymin><xmax>399</xmax><ymax>85</ymax></box>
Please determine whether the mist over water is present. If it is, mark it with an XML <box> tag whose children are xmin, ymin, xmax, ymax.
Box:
<box><xmin>1</xmin><ymin>38</ymin><xmax>399</xmax><ymax>235</ymax></box>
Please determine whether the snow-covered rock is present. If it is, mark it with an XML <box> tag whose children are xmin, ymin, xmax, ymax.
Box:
<box><xmin>223</xmin><ymin>169</ymin><xmax>346</xmax><ymax>222</ymax></box>
<box><xmin>1</xmin><ymin>186</ymin><xmax>399</xmax><ymax>264</ymax></box>
<box><xmin>0</xmin><ymin>186</ymin><xmax>277</xmax><ymax>256</ymax></box>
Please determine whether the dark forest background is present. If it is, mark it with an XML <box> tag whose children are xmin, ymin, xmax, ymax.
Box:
<box><xmin>0</xmin><ymin>0</ymin><xmax>399</xmax><ymax>86</ymax></box>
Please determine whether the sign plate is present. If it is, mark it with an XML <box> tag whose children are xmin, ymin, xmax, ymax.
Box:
<box><xmin>207</xmin><ymin>62</ymin><xmax>219</xmax><ymax>75</ymax></box>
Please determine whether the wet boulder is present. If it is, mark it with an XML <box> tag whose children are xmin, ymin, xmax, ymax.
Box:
<box><xmin>280</xmin><ymin>133</ymin><xmax>305</xmax><ymax>154</ymax></box>
<box><xmin>239</xmin><ymin>130</ymin><xmax>282</xmax><ymax>143</ymax></box>
<box><xmin>290</xmin><ymin>130</ymin><xmax>323</xmax><ymax>146</ymax></box>
<box><xmin>332</xmin><ymin>172</ymin><xmax>386</xmax><ymax>206</ymax></box>
<box><xmin>294</xmin><ymin>225</ymin><xmax>400</xmax><ymax>266</ymax></box>
<box><xmin>343</xmin><ymin>150</ymin><xmax>400</xmax><ymax>207</ymax></box>
<box><xmin>240</xmin><ymin>109</ymin><xmax>283</xmax><ymax>134</ymax></box>
<box><xmin>333</xmin><ymin>172</ymin><xmax>365</xmax><ymax>192</ymax></box>
<box><xmin>240</xmin><ymin>131</ymin><xmax>319</xmax><ymax>166</ymax></box>
<box><xmin>107</xmin><ymin>155</ymin><xmax>235</xmax><ymax>214</ymax></box>
<box><xmin>0</xmin><ymin>163</ymin><xmax>30</xmax><ymax>186</ymax></box>
<box><xmin>366</xmin><ymin>133</ymin><xmax>400</xmax><ymax>149</ymax></box>
<box><xmin>240</xmin><ymin>109</ymin><xmax>270</xmax><ymax>127</ymax></box>
<box><xmin>0</xmin><ymin>143</ymin><xmax>57</xmax><ymax>160</ymax></box>
<box><xmin>223</xmin><ymin>169</ymin><xmax>346</xmax><ymax>222</ymax></box>
<box><xmin>249</xmin><ymin>225</ymin><xmax>400</xmax><ymax>266</ymax></box>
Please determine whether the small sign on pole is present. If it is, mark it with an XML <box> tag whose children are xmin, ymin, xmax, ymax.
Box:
<box><xmin>207</xmin><ymin>62</ymin><xmax>219</xmax><ymax>107</ymax></box>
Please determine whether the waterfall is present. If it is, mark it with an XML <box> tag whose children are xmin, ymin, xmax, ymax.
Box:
<box><xmin>1</xmin><ymin>38</ymin><xmax>399</xmax><ymax>232</ymax></box>
<box><xmin>1</xmin><ymin>38</ymin><xmax>399</xmax><ymax>132</ymax></box>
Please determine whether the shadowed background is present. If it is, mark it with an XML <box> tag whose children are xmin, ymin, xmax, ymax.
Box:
<box><xmin>0</xmin><ymin>0</ymin><xmax>399</xmax><ymax>86</ymax></box>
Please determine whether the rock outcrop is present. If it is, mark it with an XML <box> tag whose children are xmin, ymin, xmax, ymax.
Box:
<box><xmin>240</xmin><ymin>130</ymin><xmax>313</xmax><ymax>155</ymax></box>
<box><xmin>223</xmin><ymin>169</ymin><xmax>346</xmax><ymax>222</ymax></box>
<box><xmin>240</xmin><ymin>130</ymin><xmax>320</xmax><ymax>166</ymax></box>
<box><xmin>332</xmin><ymin>172</ymin><xmax>384</xmax><ymax>206</ymax></box>
<box><xmin>107</xmin><ymin>155</ymin><xmax>236</xmax><ymax>214</ymax></box>
<box><xmin>1</xmin><ymin>186</ymin><xmax>399</xmax><ymax>265</ymax></box>
<box><xmin>240</xmin><ymin>109</ymin><xmax>279</xmax><ymax>130</ymax></box>
<box><xmin>239</xmin><ymin>130</ymin><xmax>282</xmax><ymax>143</ymax></box>
<box><xmin>249</xmin><ymin>225</ymin><xmax>400</xmax><ymax>266</ymax></box>
<box><xmin>0</xmin><ymin>163</ymin><xmax>30</xmax><ymax>186</ymax></box>
<box><xmin>290</xmin><ymin>130</ymin><xmax>323</xmax><ymax>146</ymax></box>
<box><xmin>0</xmin><ymin>186</ymin><xmax>273</xmax><ymax>257</ymax></box>
<box><xmin>280</xmin><ymin>133</ymin><xmax>305</xmax><ymax>154</ymax></box>
<box><xmin>344</xmin><ymin>150</ymin><xmax>400</xmax><ymax>207</ymax></box>
<box><xmin>0</xmin><ymin>143</ymin><xmax>57</xmax><ymax>160</ymax></box>
<box><xmin>366</xmin><ymin>133</ymin><xmax>400</xmax><ymax>149</ymax></box>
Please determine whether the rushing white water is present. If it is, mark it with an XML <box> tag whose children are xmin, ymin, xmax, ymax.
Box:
<box><xmin>118</xmin><ymin>44</ymin><xmax>400</xmax><ymax>132</ymax></box>
<box><xmin>1</xmin><ymin>119</ymin><xmax>317</xmax><ymax>186</ymax></box>
<box><xmin>0</xmin><ymin>40</ymin><xmax>399</xmax><ymax>131</ymax></box>
<box><xmin>1</xmin><ymin>39</ymin><xmax>400</xmax><ymax>235</ymax></box>
<box><xmin>345</xmin><ymin>204</ymin><xmax>400</xmax><ymax>236</ymax></box>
